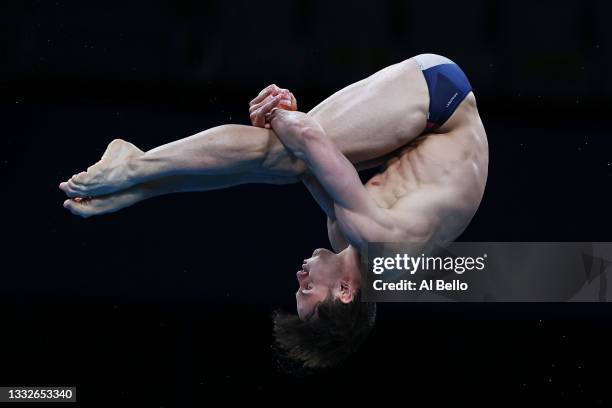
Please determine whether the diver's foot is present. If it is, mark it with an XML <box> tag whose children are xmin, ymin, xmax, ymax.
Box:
<box><xmin>59</xmin><ymin>139</ymin><xmax>144</xmax><ymax>198</ymax></box>
<box><xmin>62</xmin><ymin>185</ymin><xmax>148</xmax><ymax>218</ymax></box>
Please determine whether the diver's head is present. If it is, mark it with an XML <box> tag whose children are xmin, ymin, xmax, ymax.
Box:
<box><xmin>295</xmin><ymin>247</ymin><xmax>361</xmax><ymax>320</ymax></box>
<box><xmin>273</xmin><ymin>246</ymin><xmax>376</xmax><ymax>368</ymax></box>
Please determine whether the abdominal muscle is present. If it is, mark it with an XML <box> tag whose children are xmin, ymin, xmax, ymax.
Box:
<box><xmin>365</xmin><ymin>92</ymin><xmax>489</xmax><ymax>243</ymax></box>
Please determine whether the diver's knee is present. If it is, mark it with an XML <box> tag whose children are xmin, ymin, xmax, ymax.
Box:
<box><xmin>267</xmin><ymin>158</ymin><xmax>307</xmax><ymax>179</ymax></box>
<box><xmin>261</xmin><ymin>140</ymin><xmax>307</xmax><ymax>177</ymax></box>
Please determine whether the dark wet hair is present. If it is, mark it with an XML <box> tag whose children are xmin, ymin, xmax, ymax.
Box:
<box><xmin>272</xmin><ymin>291</ymin><xmax>376</xmax><ymax>368</ymax></box>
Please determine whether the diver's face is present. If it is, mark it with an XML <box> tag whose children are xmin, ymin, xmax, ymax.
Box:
<box><xmin>295</xmin><ymin>248</ymin><xmax>341</xmax><ymax>320</ymax></box>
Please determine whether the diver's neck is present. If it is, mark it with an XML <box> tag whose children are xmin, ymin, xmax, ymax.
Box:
<box><xmin>338</xmin><ymin>245</ymin><xmax>362</xmax><ymax>285</ymax></box>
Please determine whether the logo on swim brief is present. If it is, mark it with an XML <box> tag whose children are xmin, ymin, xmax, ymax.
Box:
<box><xmin>446</xmin><ymin>92</ymin><xmax>458</xmax><ymax>108</ymax></box>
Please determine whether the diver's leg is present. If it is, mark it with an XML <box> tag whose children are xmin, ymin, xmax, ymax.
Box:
<box><xmin>59</xmin><ymin>125</ymin><xmax>296</xmax><ymax>198</ymax></box>
<box><xmin>62</xmin><ymin>171</ymin><xmax>296</xmax><ymax>218</ymax></box>
<box><xmin>61</xmin><ymin>57</ymin><xmax>428</xmax><ymax>198</ymax></box>
<box><xmin>308</xmin><ymin>58</ymin><xmax>428</xmax><ymax>163</ymax></box>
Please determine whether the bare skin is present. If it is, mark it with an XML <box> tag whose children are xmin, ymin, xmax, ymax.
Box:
<box><xmin>60</xmin><ymin>58</ymin><xmax>430</xmax><ymax>200</ymax></box>
<box><xmin>60</xmin><ymin>57</ymin><xmax>487</xmax><ymax>242</ymax></box>
<box><xmin>59</xmin><ymin>55</ymin><xmax>488</xmax><ymax>312</ymax></box>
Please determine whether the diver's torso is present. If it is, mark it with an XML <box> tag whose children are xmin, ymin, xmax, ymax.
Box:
<box><xmin>364</xmin><ymin>93</ymin><xmax>489</xmax><ymax>243</ymax></box>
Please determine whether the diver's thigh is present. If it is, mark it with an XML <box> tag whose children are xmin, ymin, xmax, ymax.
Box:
<box><xmin>308</xmin><ymin>58</ymin><xmax>429</xmax><ymax>164</ymax></box>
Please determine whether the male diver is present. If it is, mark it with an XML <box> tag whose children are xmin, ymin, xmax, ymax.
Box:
<box><xmin>59</xmin><ymin>54</ymin><xmax>488</xmax><ymax>367</ymax></box>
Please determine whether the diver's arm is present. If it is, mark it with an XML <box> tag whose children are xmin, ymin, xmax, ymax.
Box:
<box><xmin>300</xmin><ymin>173</ymin><xmax>335</xmax><ymax>219</ymax></box>
<box><xmin>269</xmin><ymin>109</ymin><xmax>399</xmax><ymax>250</ymax></box>
<box><xmin>300</xmin><ymin>173</ymin><xmax>350</xmax><ymax>252</ymax></box>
